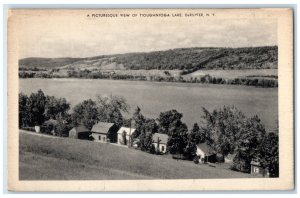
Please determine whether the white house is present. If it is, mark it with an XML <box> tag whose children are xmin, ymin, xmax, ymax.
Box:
<box><xmin>152</xmin><ymin>133</ymin><xmax>168</xmax><ymax>154</ymax></box>
<box><xmin>196</xmin><ymin>142</ymin><xmax>217</xmax><ymax>163</ymax></box>
<box><xmin>117</xmin><ymin>127</ymin><xmax>136</xmax><ymax>146</ymax></box>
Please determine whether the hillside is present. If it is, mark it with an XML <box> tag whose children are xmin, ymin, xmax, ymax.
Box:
<box><xmin>19</xmin><ymin>46</ymin><xmax>277</xmax><ymax>72</ymax></box>
<box><xmin>19</xmin><ymin>131</ymin><xmax>253</xmax><ymax>180</ymax></box>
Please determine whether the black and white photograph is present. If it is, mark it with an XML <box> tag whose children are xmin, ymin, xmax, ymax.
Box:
<box><xmin>7</xmin><ymin>8</ymin><xmax>294</xmax><ymax>191</ymax></box>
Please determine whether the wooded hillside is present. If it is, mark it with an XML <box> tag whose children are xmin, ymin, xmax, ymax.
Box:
<box><xmin>19</xmin><ymin>46</ymin><xmax>277</xmax><ymax>72</ymax></box>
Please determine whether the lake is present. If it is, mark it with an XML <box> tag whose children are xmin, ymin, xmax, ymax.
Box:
<box><xmin>19</xmin><ymin>78</ymin><xmax>278</xmax><ymax>131</ymax></box>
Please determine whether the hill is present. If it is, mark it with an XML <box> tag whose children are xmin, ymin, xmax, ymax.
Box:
<box><xmin>19</xmin><ymin>46</ymin><xmax>277</xmax><ymax>72</ymax></box>
<box><xmin>19</xmin><ymin>131</ymin><xmax>253</xmax><ymax>180</ymax></box>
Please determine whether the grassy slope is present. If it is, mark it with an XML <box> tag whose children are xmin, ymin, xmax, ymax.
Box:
<box><xmin>19</xmin><ymin>46</ymin><xmax>277</xmax><ymax>71</ymax></box>
<box><xmin>19</xmin><ymin>132</ymin><xmax>253</xmax><ymax>180</ymax></box>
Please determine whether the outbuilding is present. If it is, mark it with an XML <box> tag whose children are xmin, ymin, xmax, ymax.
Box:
<box><xmin>91</xmin><ymin>122</ymin><xmax>119</xmax><ymax>143</ymax></box>
<box><xmin>250</xmin><ymin>161</ymin><xmax>270</xmax><ymax>177</ymax></box>
<box><xmin>152</xmin><ymin>133</ymin><xmax>168</xmax><ymax>154</ymax></box>
<box><xmin>117</xmin><ymin>127</ymin><xmax>136</xmax><ymax>146</ymax></box>
<box><xmin>196</xmin><ymin>142</ymin><xmax>217</xmax><ymax>163</ymax></box>
<box><xmin>69</xmin><ymin>125</ymin><xmax>90</xmax><ymax>140</ymax></box>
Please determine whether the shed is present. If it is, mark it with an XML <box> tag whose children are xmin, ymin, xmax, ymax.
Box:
<box><xmin>91</xmin><ymin>122</ymin><xmax>119</xmax><ymax>143</ymax></box>
<box><xmin>250</xmin><ymin>161</ymin><xmax>270</xmax><ymax>177</ymax></box>
<box><xmin>196</xmin><ymin>142</ymin><xmax>217</xmax><ymax>163</ymax></box>
<box><xmin>152</xmin><ymin>133</ymin><xmax>168</xmax><ymax>154</ymax></box>
<box><xmin>117</xmin><ymin>127</ymin><xmax>136</xmax><ymax>146</ymax></box>
<box><xmin>69</xmin><ymin>125</ymin><xmax>90</xmax><ymax>140</ymax></box>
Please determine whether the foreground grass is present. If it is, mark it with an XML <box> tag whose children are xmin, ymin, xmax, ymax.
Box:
<box><xmin>19</xmin><ymin>131</ymin><xmax>253</xmax><ymax>180</ymax></box>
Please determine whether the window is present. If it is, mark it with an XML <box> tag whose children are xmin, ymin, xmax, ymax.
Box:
<box><xmin>161</xmin><ymin>146</ymin><xmax>164</xmax><ymax>151</ymax></box>
<box><xmin>98</xmin><ymin>136</ymin><xmax>101</xmax><ymax>140</ymax></box>
<box><xmin>253</xmin><ymin>167</ymin><xmax>260</xmax><ymax>173</ymax></box>
<box><xmin>103</xmin><ymin>137</ymin><xmax>106</xmax><ymax>142</ymax></box>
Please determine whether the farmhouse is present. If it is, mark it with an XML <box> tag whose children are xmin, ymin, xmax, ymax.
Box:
<box><xmin>91</xmin><ymin>122</ymin><xmax>119</xmax><ymax>143</ymax></box>
<box><xmin>196</xmin><ymin>142</ymin><xmax>217</xmax><ymax>163</ymax></box>
<box><xmin>117</xmin><ymin>127</ymin><xmax>136</xmax><ymax>146</ymax></box>
<box><xmin>250</xmin><ymin>161</ymin><xmax>270</xmax><ymax>177</ymax></box>
<box><xmin>152</xmin><ymin>133</ymin><xmax>168</xmax><ymax>154</ymax></box>
<box><xmin>69</xmin><ymin>125</ymin><xmax>90</xmax><ymax>140</ymax></box>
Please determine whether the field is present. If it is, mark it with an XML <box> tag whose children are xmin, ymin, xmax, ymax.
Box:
<box><xmin>19</xmin><ymin>78</ymin><xmax>278</xmax><ymax>131</ymax></box>
<box><xmin>19</xmin><ymin>131</ymin><xmax>253</xmax><ymax>180</ymax></box>
<box><xmin>185</xmin><ymin>69</ymin><xmax>278</xmax><ymax>80</ymax></box>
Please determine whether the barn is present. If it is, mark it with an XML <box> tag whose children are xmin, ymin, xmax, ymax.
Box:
<box><xmin>69</xmin><ymin>125</ymin><xmax>90</xmax><ymax>140</ymax></box>
<box><xmin>152</xmin><ymin>133</ymin><xmax>168</xmax><ymax>154</ymax></box>
<box><xmin>117</xmin><ymin>127</ymin><xmax>136</xmax><ymax>146</ymax></box>
<box><xmin>196</xmin><ymin>142</ymin><xmax>217</xmax><ymax>163</ymax></box>
<box><xmin>91</xmin><ymin>122</ymin><xmax>119</xmax><ymax>143</ymax></box>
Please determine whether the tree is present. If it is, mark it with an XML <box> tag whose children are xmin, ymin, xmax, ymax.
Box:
<box><xmin>131</xmin><ymin>106</ymin><xmax>146</xmax><ymax>138</ymax></box>
<box><xmin>138</xmin><ymin>118</ymin><xmax>158</xmax><ymax>152</ymax></box>
<box><xmin>44</xmin><ymin>96</ymin><xmax>70</xmax><ymax>120</ymax></box>
<box><xmin>71</xmin><ymin>99</ymin><xmax>98</xmax><ymax>130</ymax></box>
<box><xmin>256</xmin><ymin>132</ymin><xmax>279</xmax><ymax>177</ymax></box>
<box><xmin>183</xmin><ymin>123</ymin><xmax>202</xmax><ymax>160</ymax></box>
<box><xmin>139</xmin><ymin>131</ymin><xmax>154</xmax><ymax>152</ymax></box>
<box><xmin>157</xmin><ymin>109</ymin><xmax>183</xmax><ymax>135</ymax></box>
<box><xmin>19</xmin><ymin>93</ymin><xmax>29</xmax><ymax>127</ymax></box>
<box><xmin>96</xmin><ymin>95</ymin><xmax>130</xmax><ymax>127</ymax></box>
<box><xmin>167</xmin><ymin>119</ymin><xmax>188</xmax><ymax>155</ymax></box>
<box><xmin>54</xmin><ymin>113</ymin><xmax>72</xmax><ymax>137</ymax></box>
<box><xmin>232</xmin><ymin>116</ymin><xmax>266</xmax><ymax>173</ymax></box>
<box><xmin>200</xmin><ymin>106</ymin><xmax>246</xmax><ymax>157</ymax></box>
<box><xmin>26</xmin><ymin>89</ymin><xmax>47</xmax><ymax>126</ymax></box>
<box><xmin>189</xmin><ymin>123</ymin><xmax>205</xmax><ymax>144</ymax></box>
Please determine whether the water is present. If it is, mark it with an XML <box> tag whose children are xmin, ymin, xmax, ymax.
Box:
<box><xmin>19</xmin><ymin>78</ymin><xmax>278</xmax><ymax>131</ymax></box>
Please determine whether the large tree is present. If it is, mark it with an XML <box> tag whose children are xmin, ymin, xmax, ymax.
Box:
<box><xmin>131</xmin><ymin>106</ymin><xmax>146</xmax><ymax>138</ymax></box>
<box><xmin>232</xmin><ymin>115</ymin><xmax>266</xmax><ymax>173</ymax></box>
<box><xmin>44</xmin><ymin>96</ymin><xmax>70</xmax><ymax>120</ymax></box>
<box><xmin>157</xmin><ymin>109</ymin><xmax>183</xmax><ymax>135</ymax></box>
<box><xmin>96</xmin><ymin>95</ymin><xmax>130</xmax><ymax>127</ymax></box>
<box><xmin>26</xmin><ymin>89</ymin><xmax>47</xmax><ymax>126</ymax></box>
<box><xmin>19</xmin><ymin>93</ymin><xmax>29</xmax><ymax>127</ymax></box>
<box><xmin>189</xmin><ymin>123</ymin><xmax>205</xmax><ymax>144</ymax></box>
<box><xmin>200</xmin><ymin>106</ymin><xmax>246</xmax><ymax>156</ymax></box>
<box><xmin>138</xmin><ymin>118</ymin><xmax>158</xmax><ymax>152</ymax></box>
<box><xmin>256</xmin><ymin>132</ymin><xmax>279</xmax><ymax>177</ymax></box>
<box><xmin>71</xmin><ymin>99</ymin><xmax>98</xmax><ymax>130</ymax></box>
<box><xmin>167</xmin><ymin>119</ymin><xmax>188</xmax><ymax>155</ymax></box>
<box><xmin>19</xmin><ymin>90</ymin><xmax>71</xmax><ymax>128</ymax></box>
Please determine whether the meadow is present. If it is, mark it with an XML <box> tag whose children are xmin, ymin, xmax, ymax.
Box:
<box><xmin>185</xmin><ymin>69</ymin><xmax>278</xmax><ymax>80</ymax></box>
<box><xmin>19</xmin><ymin>78</ymin><xmax>278</xmax><ymax>132</ymax></box>
<box><xmin>19</xmin><ymin>131</ymin><xmax>253</xmax><ymax>180</ymax></box>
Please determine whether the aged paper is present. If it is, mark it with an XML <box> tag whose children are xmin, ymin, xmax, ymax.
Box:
<box><xmin>7</xmin><ymin>8</ymin><xmax>294</xmax><ymax>191</ymax></box>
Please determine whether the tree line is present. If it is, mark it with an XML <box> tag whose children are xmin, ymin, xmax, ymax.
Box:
<box><xmin>19</xmin><ymin>90</ymin><xmax>279</xmax><ymax>177</ymax></box>
<box><xmin>19</xmin><ymin>70</ymin><xmax>278</xmax><ymax>88</ymax></box>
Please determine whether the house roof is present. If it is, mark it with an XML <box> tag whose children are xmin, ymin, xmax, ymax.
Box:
<box><xmin>152</xmin><ymin>133</ymin><xmax>168</xmax><ymax>144</ymax></box>
<box><xmin>72</xmin><ymin>125</ymin><xmax>89</xmax><ymax>133</ymax></box>
<box><xmin>91</xmin><ymin>122</ymin><xmax>115</xmax><ymax>134</ymax></box>
<box><xmin>197</xmin><ymin>142</ymin><xmax>216</xmax><ymax>155</ymax></box>
<box><xmin>117</xmin><ymin>127</ymin><xmax>136</xmax><ymax>135</ymax></box>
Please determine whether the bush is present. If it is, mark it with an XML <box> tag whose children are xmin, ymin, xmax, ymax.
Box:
<box><xmin>149</xmin><ymin>144</ymin><xmax>156</xmax><ymax>154</ymax></box>
<box><xmin>193</xmin><ymin>156</ymin><xmax>200</xmax><ymax>164</ymax></box>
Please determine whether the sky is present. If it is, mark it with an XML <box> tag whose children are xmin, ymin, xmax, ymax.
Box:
<box><xmin>17</xmin><ymin>10</ymin><xmax>277</xmax><ymax>59</ymax></box>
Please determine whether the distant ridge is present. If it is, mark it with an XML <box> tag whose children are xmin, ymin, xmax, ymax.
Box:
<box><xmin>19</xmin><ymin>46</ymin><xmax>278</xmax><ymax>71</ymax></box>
